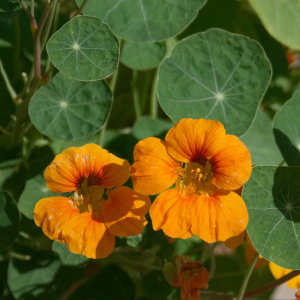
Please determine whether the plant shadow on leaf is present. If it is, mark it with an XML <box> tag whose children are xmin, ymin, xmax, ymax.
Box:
<box><xmin>273</xmin><ymin>128</ymin><xmax>300</xmax><ymax>166</ymax></box>
<box><xmin>272</xmin><ymin>167</ymin><xmax>300</xmax><ymax>222</ymax></box>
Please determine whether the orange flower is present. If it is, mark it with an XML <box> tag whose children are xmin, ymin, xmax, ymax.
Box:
<box><xmin>164</xmin><ymin>255</ymin><xmax>209</xmax><ymax>300</ymax></box>
<box><xmin>34</xmin><ymin>144</ymin><xmax>150</xmax><ymax>259</ymax></box>
<box><xmin>269</xmin><ymin>262</ymin><xmax>300</xmax><ymax>289</ymax></box>
<box><xmin>131</xmin><ymin>118</ymin><xmax>252</xmax><ymax>242</ymax></box>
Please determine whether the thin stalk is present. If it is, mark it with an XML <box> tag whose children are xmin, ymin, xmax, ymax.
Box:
<box><xmin>76</xmin><ymin>0</ymin><xmax>90</xmax><ymax>15</ymax></box>
<box><xmin>0</xmin><ymin>59</ymin><xmax>17</xmax><ymax>101</ymax></box>
<box><xmin>19</xmin><ymin>0</ymin><xmax>37</xmax><ymax>31</ymax></box>
<box><xmin>150</xmin><ymin>69</ymin><xmax>158</xmax><ymax>119</ymax></box>
<box><xmin>33</xmin><ymin>1</ymin><xmax>52</xmax><ymax>79</ymax></box>
<box><xmin>99</xmin><ymin>68</ymin><xmax>120</xmax><ymax>146</ymax></box>
<box><xmin>132</xmin><ymin>70</ymin><xmax>142</xmax><ymax>118</ymax></box>
<box><xmin>236</xmin><ymin>254</ymin><xmax>259</xmax><ymax>300</ymax></box>
<box><xmin>30</xmin><ymin>0</ymin><xmax>35</xmax><ymax>18</ymax></box>
<box><xmin>244</xmin><ymin>270</ymin><xmax>300</xmax><ymax>299</ymax></box>
<box><xmin>13</xmin><ymin>16</ymin><xmax>21</xmax><ymax>79</ymax></box>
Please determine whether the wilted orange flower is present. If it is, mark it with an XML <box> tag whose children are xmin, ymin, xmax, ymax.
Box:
<box><xmin>131</xmin><ymin>118</ymin><xmax>251</xmax><ymax>242</ymax></box>
<box><xmin>269</xmin><ymin>262</ymin><xmax>300</xmax><ymax>289</ymax></box>
<box><xmin>34</xmin><ymin>144</ymin><xmax>150</xmax><ymax>259</ymax></box>
<box><xmin>164</xmin><ymin>255</ymin><xmax>209</xmax><ymax>300</ymax></box>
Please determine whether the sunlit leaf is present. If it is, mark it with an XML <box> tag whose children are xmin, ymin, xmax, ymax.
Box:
<box><xmin>157</xmin><ymin>28</ymin><xmax>272</xmax><ymax>136</ymax></box>
<box><xmin>75</xmin><ymin>0</ymin><xmax>207</xmax><ymax>42</ymax></box>
<box><xmin>121</xmin><ymin>41</ymin><xmax>166</xmax><ymax>70</ymax></box>
<box><xmin>0</xmin><ymin>192</ymin><xmax>20</xmax><ymax>252</ymax></box>
<box><xmin>241</xmin><ymin>109</ymin><xmax>282</xmax><ymax>165</ymax></box>
<box><xmin>18</xmin><ymin>175</ymin><xmax>55</xmax><ymax>220</ymax></box>
<box><xmin>243</xmin><ymin>166</ymin><xmax>300</xmax><ymax>269</ymax></box>
<box><xmin>47</xmin><ymin>16</ymin><xmax>119</xmax><ymax>81</ymax></box>
<box><xmin>52</xmin><ymin>241</ymin><xmax>89</xmax><ymax>266</ymax></box>
<box><xmin>248</xmin><ymin>0</ymin><xmax>300</xmax><ymax>50</ymax></box>
<box><xmin>273</xmin><ymin>90</ymin><xmax>300</xmax><ymax>166</ymax></box>
<box><xmin>29</xmin><ymin>72</ymin><xmax>112</xmax><ymax>141</ymax></box>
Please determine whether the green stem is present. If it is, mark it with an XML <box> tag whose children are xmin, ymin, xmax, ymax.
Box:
<box><xmin>77</xmin><ymin>0</ymin><xmax>90</xmax><ymax>15</ymax></box>
<box><xmin>150</xmin><ymin>69</ymin><xmax>158</xmax><ymax>119</ymax></box>
<box><xmin>13</xmin><ymin>16</ymin><xmax>21</xmax><ymax>79</ymax></box>
<box><xmin>0</xmin><ymin>59</ymin><xmax>17</xmax><ymax>101</ymax></box>
<box><xmin>236</xmin><ymin>254</ymin><xmax>259</xmax><ymax>300</ymax></box>
<box><xmin>99</xmin><ymin>68</ymin><xmax>120</xmax><ymax>146</ymax></box>
<box><xmin>30</xmin><ymin>0</ymin><xmax>35</xmax><ymax>18</ymax></box>
<box><xmin>132</xmin><ymin>70</ymin><xmax>142</xmax><ymax>118</ymax></box>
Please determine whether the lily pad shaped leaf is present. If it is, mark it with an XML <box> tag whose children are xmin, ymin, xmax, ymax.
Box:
<box><xmin>75</xmin><ymin>0</ymin><xmax>207</xmax><ymax>42</ymax></box>
<box><xmin>29</xmin><ymin>72</ymin><xmax>112</xmax><ymax>141</ymax></box>
<box><xmin>248</xmin><ymin>0</ymin><xmax>300</xmax><ymax>50</ymax></box>
<box><xmin>47</xmin><ymin>15</ymin><xmax>119</xmax><ymax>81</ymax></box>
<box><xmin>273</xmin><ymin>91</ymin><xmax>300</xmax><ymax>166</ymax></box>
<box><xmin>0</xmin><ymin>192</ymin><xmax>20</xmax><ymax>252</ymax></box>
<box><xmin>157</xmin><ymin>28</ymin><xmax>272</xmax><ymax>136</ymax></box>
<box><xmin>243</xmin><ymin>166</ymin><xmax>300</xmax><ymax>269</ymax></box>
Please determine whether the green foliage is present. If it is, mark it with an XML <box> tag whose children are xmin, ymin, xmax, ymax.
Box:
<box><xmin>244</xmin><ymin>166</ymin><xmax>300</xmax><ymax>269</ymax></box>
<box><xmin>157</xmin><ymin>28</ymin><xmax>272</xmax><ymax>136</ymax></box>
<box><xmin>47</xmin><ymin>16</ymin><xmax>119</xmax><ymax>81</ymax></box>
<box><xmin>76</xmin><ymin>0</ymin><xmax>207</xmax><ymax>42</ymax></box>
<box><xmin>29</xmin><ymin>72</ymin><xmax>112</xmax><ymax>141</ymax></box>
<box><xmin>248</xmin><ymin>0</ymin><xmax>300</xmax><ymax>50</ymax></box>
<box><xmin>0</xmin><ymin>192</ymin><xmax>20</xmax><ymax>252</ymax></box>
<box><xmin>121</xmin><ymin>41</ymin><xmax>166</xmax><ymax>70</ymax></box>
<box><xmin>273</xmin><ymin>91</ymin><xmax>300</xmax><ymax>166</ymax></box>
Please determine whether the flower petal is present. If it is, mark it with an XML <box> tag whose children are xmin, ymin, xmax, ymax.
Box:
<box><xmin>212</xmin><ymin>135</ymin><xmax>252</xmax><ymax>190</ymax></box>
<box><xmin>150</xmin><ymin>189</ymin><xmax>192</xmax><ymax>239</ymax></box>
<box><xmin>62</xmin><ymin>213</ymin><xmax>115</xmax><ymax>259</ymax></box>
<box><xmin>45</xmin><ymin>144</ymin><xmax>130</xmax><ymax>193</ymax></box>
<box><xmin>131</xmin><ymin>137</ymin><xmax>180</xmax><ymax>195</ymax></box>
<box><xmin>165</xmin><ymin>118</ymin><xmax>226</xmax><ymax>163</ymax></box>
<box><xmin>224</xmin><ymin>231</ymin><xmax>245</xmax><ymax>249</ymax></box>
<box><xmin>269</xmin><ymin>262</ymin><xmax>300</xmax><ymax>289</ymax></box>
<box><xmin>103</xmin><ymin>186</ymin><xmax>150</xmax><ymax>237</ymax></box>
<box><xmin>34</xmin><ymin>196</ymin><xmax>79</xmax><ymax>241</ymax></box>
<box><xmin>190</xmin><ymin>192</ymin><xmax>248</xmax><ymax>243</ymax></box>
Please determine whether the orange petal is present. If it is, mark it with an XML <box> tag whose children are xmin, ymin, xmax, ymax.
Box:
<box><xmin>45</xmin><ymin>143</ymin><xmax>130</xmax><ymax>193</ymax></box>
<box><xmin>103</xmin><ymin>186</ymin><xmax>150</xmax><ymax>237</ymax></box>
<box><xmin>61</xmin><ymin>213</ymin><xmax>115</xmax><ymax>259</ymax></box>
<box><xmin>190</xmin><ymin>192</ymin><xmax>248</xmax><ymax>243</ymax></box>
<box><xmin>34</xmin><ymin>196</ymin><xmax>79</xmax><ymax>241</ymax></box>
<box><xmin>269</xmin><ymin>262</ymin><xmax>300</xmax><ymax>289</ymax></box>
<box><xmin>165</xmin><ymin>118</ymin><xmax>226</xmax><ymax>163</ymax></box>
<box><xmin>131</xmin><ymin>137</ymin><xmax>180</xmax><ymax>195</ymax></box>
<box><xmin>150</xmin><ymin>189</ymin><xmax>192</xmax><ymax>239</ymax></box>
<box><xmin>212</xmin><ymin>135</ymin><xmax>252</xmax><ymax>190</ymax></box>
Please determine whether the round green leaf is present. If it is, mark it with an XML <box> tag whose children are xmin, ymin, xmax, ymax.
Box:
<box><xmin>0</xmin><ymin>192</ymin><xmax>20</xmax><ymax>252</ymax></box>
<box><xmin>46</xmin><ymin>16</ymin><xmax>119</xmax><ymax>81</ymax></box>
<box><xmin>248</xmin><ymin>0</ymin><xmax>300</xmax><ymax>50</ymax></box>
<box><xmin>157</xmin><ymin>29</ymin><xmax>272</xmax><ymax>136</ymax></box>
<box><xmin>121</xmin><ymin>41</ymin><xmax>166</xmax><ymax>70</ymax></box>
<box><xmin>18</xmin><ymin>175</ymin><xmax>56</xmax><ymax>220</ymax></box>
<box><xmin>52</xmin><ymin>241</ymin><xmax>89</xmax><ymax>266</ymax></box>
<box><xmin>241</xmin><ymin>110</ymin><xmax>282</xmax><ymax>165</ymax></box>
<box><xmin>8</xmin><ymin>259</ymin><xmax>61</xmax><ymax>299</ymax></box>
<box><xmin>273</xmin><ymin>91</ymin><xmax>300</xmax><ymax>166</ymax></box>
<box><xmin>75</xmin><ymin>0</ymin><xmax>207</xmax><ymax>42</ymax></box>
<box><xmin>132</xmin><ymin>116</ymin><xmax>171</xmax><ymax>140</ymax></box>
<box><xmin>243</xmin><ymin>166</ymin><xmax>300</xmax><ymax>269</ymax></box>
<box><xmin>29</xmin><ymin>72</ymin><xmax>112</xmax><ymax>141</ymax></box>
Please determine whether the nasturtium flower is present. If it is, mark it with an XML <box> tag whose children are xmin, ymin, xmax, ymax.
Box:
<box><xmin>34</xmin><ymin>144</ymin><xmax>150</xmax><ymax>259</ymax></box>
<box><xmin>131</xmin><ymin>118</ymin><xmax>252</xmax><ymax>243</ymax></box>
<box><xmin>269</xmin><ymin>262</ymin><xmax>300</xmax><ymax>289</ymax></box>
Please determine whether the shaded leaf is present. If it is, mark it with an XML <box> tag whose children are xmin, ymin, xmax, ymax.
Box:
<box><xmin>157</xmin><ymin>28</ymin><xmax>272</xmax><ymax>136</ymax></box>
<box><xmin>0</xmin><ymin>192</ymin><xmax>20</xmax><ymax>252</ymax></box>
<box><xmin>243</xmin><ymin>166</ymin><xmax>300</xmax><ymax>269</ymax></box>
<box><xmin>47</xmin><ymin>16</ymin><xmax>119</xmax><ymax>81</ymax></box>
<box><xmin>29</xmin><ymin>72</ymin><xmax>112</xmax><ymax>141</ymax></box>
